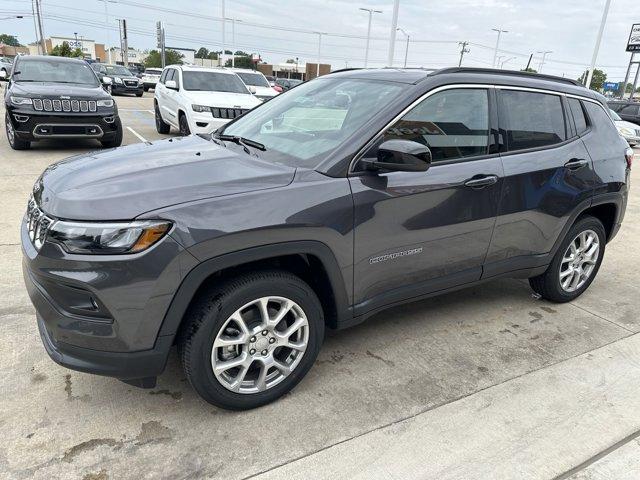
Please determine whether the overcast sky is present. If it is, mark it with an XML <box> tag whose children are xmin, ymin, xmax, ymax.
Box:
<box><xmin>1</xmin><ymin>0</ymin><xmax>638</xmax><ymax>81</ymax></box>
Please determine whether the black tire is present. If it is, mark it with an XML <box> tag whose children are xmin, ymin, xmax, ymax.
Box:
<box><xmin>155</xmin><ymin>102</ymin><xmax>170</xmax><ymax>134</ymax></box>
<box><xmin>529</xmin><ymin>215</ymin><xmax>606</xmax><ymax>302</ymax></box>
<box><xmin>100</xmin><ymin>118</ymin><xmax>123</xmax><ymax>148</ymax></box>
<box><xmin>143</xmin><ymin>86</ymin><xmax>149</xmax><ymax>92</ymax></box>
<box><xmin>136</xmin><ymin>92</ymin><xmax>143</xmax><ymax>97</ymax></box>
<box><xmin>5</xmin><ymin>112</ymin><xmax>30</xmax><ymax>150</ymax></box>
<box><xmin>179</xmin><ymin>270</ymin><xmax>325</xmax><ymax>410</ymax></box>
<box><xmin>178</xmin><ymin>112</ymin><xmax>190</xmax><ymax>136</ymax></box>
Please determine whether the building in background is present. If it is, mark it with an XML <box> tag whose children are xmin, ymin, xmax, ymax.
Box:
<box><xmin>0</xmin><ymin>44</ymin><xmax>29</xmax><ymax>58</ymax></box>
<box><xmin>109</xmin><ymin>47</ymin><xmax>148</xmax><ymax>67</ymax></box>
<box><xmin>27</xmin><ymin>36</ymin><xmax>106</xmax><ymax>61</ymax></box>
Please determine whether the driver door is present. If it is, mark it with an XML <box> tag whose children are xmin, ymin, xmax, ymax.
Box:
<box><xmin>349</xmin><ymin>87</ymin><xmax>504</xmax><ymax>313</ymax></box>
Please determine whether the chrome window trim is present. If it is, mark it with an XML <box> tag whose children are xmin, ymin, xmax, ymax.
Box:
<box><xmin>348</xmin><ymin>83</ymin><xmax>496</xmax><ymax>174</ymax></box>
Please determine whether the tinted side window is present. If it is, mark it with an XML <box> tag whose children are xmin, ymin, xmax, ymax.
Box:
<box><xmin>159</xmin><ymin>69</ymin><xmax>168</xmax><ymax>84</ymax></box>
<box><xmin>568</xmin><ymin>98</ymin><xmax>588</xmax><ymax>135</ymax></box>
<box><xmin>620</xmin><ymin>104</ymin><xmax>640</xmax><ymax>116</ymax></box>
<box><xmin>382</xmin><ymin>88</ymin><xmax>489</xmax><ymax>162</ymax></box>
<box><xmin>500</xmin><ymin>90</ymin><xmax>566</xmax><ymax>151</ymax></box>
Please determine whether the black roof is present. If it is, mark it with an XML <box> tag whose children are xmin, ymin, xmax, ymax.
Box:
<box><xmin>18</xmin><ymin>55</ymin><xmax>86</xmax><ymax>64</ymax></box>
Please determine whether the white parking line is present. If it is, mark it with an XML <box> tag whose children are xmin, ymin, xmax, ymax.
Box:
<box><xmin>126</xmin><ymin>126</ymin><xmax>147</xmax><ymax>143</ymax></box>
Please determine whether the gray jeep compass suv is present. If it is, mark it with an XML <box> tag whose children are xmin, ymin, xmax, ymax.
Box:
<box><xmin>22</xmin><ymin>68</ymin><xmax>632</xmax><ymax>410</ymax></box>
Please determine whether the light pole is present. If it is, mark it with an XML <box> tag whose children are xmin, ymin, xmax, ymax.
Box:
<box><xmin>537</xmin><ymin>50</ymin><xmax>552</xmax><ymax>72</ymax></box>
<box><xmin>458</xmin><ymin>41</ymin><xmax>470</xmax><ymax>67</ymax></box>
<box><xmin>491</xmin><ymin>28</ymin><xmax>508</xmax><ymax>68</ymax></box>
<box><xmin>397</xmin><ymin>27</ymin><xmax>410</xmax><ymax>67</ymax></box>
<box><xmin>221</xmin><ymin>0</ymin><xmax>226</xmax><ymax>67</ymax></box>
<box><xmin>98</xmin><ymin>0</ymin><xmax>116</xmax><ymax>63</ymax></box>
<box><xmin>314</xmin><ymin>32</ymin><xmax>326</xmax><ymax>78</ymax></box>
<box><xmin>387</xmin><ymin>0</ymin><xmax>400</xmax><ymax>66</ymax></box>
<box><xmin>359</xmin><ymin>8</ymin><xmax>382</xmax><ymax>68</ymax></box>
<box><xmin>585</xmin><ymin>0</ymin><xmax>612</xmax><ymax>89</ymax></box>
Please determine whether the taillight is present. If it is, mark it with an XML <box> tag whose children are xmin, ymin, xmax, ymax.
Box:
<box><xmin>625</xmin><ymin>147</ymin><xmax>634</xmax><ymax>169</ymax></box>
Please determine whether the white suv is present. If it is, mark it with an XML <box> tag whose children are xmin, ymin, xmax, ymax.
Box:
<box><xmin>229</xmin><ymin>68</ymin><xmax>279</xmax><ymax>102</ymax></box>
<box><xmin>154</xmin><ymin>65</ymin><xmax>262</xmax><ymax>136</ymax></box>
<box><xmin>141</xmin><ymin>68</ymin><xmax>162</xmax><ymax>92</ymax></box>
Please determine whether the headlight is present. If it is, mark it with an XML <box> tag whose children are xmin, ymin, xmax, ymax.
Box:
<box><xmin>192</xmin><ymin>104</ymin><xmax>211</xmax><ymax>113</ymax></box>
<box><xmin>114</xmin><ymin>77</ymin><xmax>123</xmax><ymax>84</ymax></box>
<box><xmin>619</xmin><ymin>127</ymin><xmax>634</xmax><ymax>136</ymax></box>
<box><xmin>48</xmin><ymin>220</ymin><xmax>171</xmax><ymax>254</ymax></box>
<box><xmin>10</xmin><ymin>96</ymin><xmax>32</xmax><ymax>105</ymax></box>
<box><xmin>97</xmin><ymin>99</ymin><xmax>114</xmax><ymax>107</ymax></box>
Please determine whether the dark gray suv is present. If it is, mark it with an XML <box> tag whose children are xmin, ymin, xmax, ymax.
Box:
<box><xmin>22</xmin><ymin>68</ymin><xmax>632</xmax><ymax>410</ymax></box>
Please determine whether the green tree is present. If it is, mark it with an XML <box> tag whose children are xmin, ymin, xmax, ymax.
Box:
<box><xmin>143</xmin><ymin>49</ymin><xmax>184</xmax><ymax>68</ymax></box>
<box><xmin>0</xmin><ymin>34</ymin><xmax>22</xmax><ymax>46</ymax></box>
<box><xmin>207</xmin><ymin>51</ymin><xmax>219</xmax><ymax>60</ymax></box>
<box><xmin>50</xmin><ymin>41</ymin><xmax>83</xmax><ymax>58</ymax></box>
<box><xmin>520</xmin><ymin>67</ymin><xmax>538</xmax><ymax>73</ymax></box>
<box><xmin>225</xmin><ymin>55</ymin><xmax>253</xmax><ymax>69</ymax></box>
<box><xmin>578</xmin><ymin>68</ymin><xmax>607</xmax><ymax>91</ymax></box>
<box><xmin>195</xmin><ymin>47</ymin><xmax>209</xmax><ymax>59</ymax></box>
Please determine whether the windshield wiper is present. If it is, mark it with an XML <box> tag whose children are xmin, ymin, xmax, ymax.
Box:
<box><xmin>216</xmin><ymin>134</ymin><xmax>266</xmax><ymax>153</ymax></box>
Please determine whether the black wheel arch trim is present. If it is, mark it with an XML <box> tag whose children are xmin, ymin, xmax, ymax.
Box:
<box><xmin>155</xmin><ymin>240</ymin><xmax>352</xmax><ymax>341</ymax></box>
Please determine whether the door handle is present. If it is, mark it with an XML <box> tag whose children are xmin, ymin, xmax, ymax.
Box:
<box><xmin>564</xmin><ymin>158</ymin><xmax>589</xmax><ymax>171</ymax></box>
<box><xmin>464</xmin><ymin>175</ymin><xmax>498</xmax><ymax>189</ymax></box>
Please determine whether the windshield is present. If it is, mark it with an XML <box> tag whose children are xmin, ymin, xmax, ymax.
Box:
<box><xmin>182</xmin><ymin>71</ymin><xmax>248</xmax><ymax>93</ymax></box>
<box><xmin>221</xmin><ymin>77</ymin><xmax>404</xmax><ymax>167</ymax></box>
<box><xmin>236</xmin><ymin>72</ymin><xmax>270</xmax><ymax>87</ymax></box>
<box><xmin>145</xmin><ymin>69</ymin><xmax>162</xmax><ymax>75</ymax></box>
<box><xmin>609</xmin><ymin>108</ymin><xmax>622</xmax><ymax>121</ymax></box>
<box><xmin>104</xmin><ymin>65</ymin><xmax>133</xmax><ymax>76</ymax></box>
<box><xmin>14</xmin><ymin>59</ymin><xmax>99</xmax><ymax>85</ymax></box>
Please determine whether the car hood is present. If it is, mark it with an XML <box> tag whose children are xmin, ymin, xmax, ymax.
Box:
<box><xmin>35</xmin><ymin>135</ymin><xmax>296</xmax><ymax>220</ymax></box>
<box><xmin>253</xmin><ymin>86</ymin><xmax>278</xmax><ymax>97</ymax></box>
<box><xmin>10</xmin><ymin>82</ymin><xmax>109</xmax><ymax>99</ymax></box>
<box><xmin>185</xmin><ymin>90</ymin><xmax>262</xmax><ymax>108</ymax></box>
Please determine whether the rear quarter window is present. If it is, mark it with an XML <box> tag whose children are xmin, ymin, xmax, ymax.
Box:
<box><xmin>568</xmin><ymin>98</ymin><xmax>589</xmax><ymax>136</ymax></box>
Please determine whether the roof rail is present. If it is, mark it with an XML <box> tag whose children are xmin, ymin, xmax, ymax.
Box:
<box><xmin>430</xmin><ymin>67</ymin><xmax>584</xmax><ymax>87</ymax></box>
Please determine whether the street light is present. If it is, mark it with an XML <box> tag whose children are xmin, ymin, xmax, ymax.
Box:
<box><xmin>585</xmin><ymin>0</ymin><xmax>612</xmax><ymax>88</ymax></box>
<box><xmin>314</xmin><ymin>32</ymin><xmax>327</xmax><ymax>78</ymax></box>
<box><xmin>536</xmin><ymin>50</ymin><xmax>552</xmax><ymax>72</ymax></box>
<box><xmin>359</xmin><ymin>8</ymin><xmax>382</xmax><ymax>68</ymax></box>
<box><xmin>97</xmin><ymin>0</ymin><xmax>117</xmax><ymax>64</ymax></box>
<box><xmin>491</xmin><ymin>28</ymin><xmax>508</xmax><ymax>68</ymax></box>
<box><xmin>396</xmin><ymin>27</ymin><xmax>410</xmax><ymax>68</ymax></box>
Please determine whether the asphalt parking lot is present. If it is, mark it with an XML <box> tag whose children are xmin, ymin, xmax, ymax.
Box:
<box><xmin>2</xmin><ymin>90</ymin><xmax>640</xmax><ymax>480</ymax></box>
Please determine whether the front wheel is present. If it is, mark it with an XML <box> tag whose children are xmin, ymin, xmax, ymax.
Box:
<box><xmin>5</xmin><ymin>112</ymin><xmax>30</xmax><ymax>150</ymax></box>
<box><xmin>155</xmin><ymin>103</ymin><xmax>170</xmax><ymax>134</ymax></box>
<box><xmin>529</xmin><ymin>215</ymin><xmax>606</xmax><ymax>302</ymax></box>
<box><xmin>136</xmin><ymin>92</ymin><xmax>143</xmax><ymax>97</ymax></box>
<box><xmin>100</xmin><ymin>118</ymin><xmax>123</xmax><ymax>148</ymax></box>
<box><xmin>179</xmin><ymin>270</ymin><xmax>324</xmax><ymax>410</ymax></box>
<box><xmin>179</xmin><ymin>113</ymin><xmax>191</xmax><ymax>136</ymax></box>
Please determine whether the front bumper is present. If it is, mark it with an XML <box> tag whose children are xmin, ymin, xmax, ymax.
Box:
<box><xmin>8</xmin><ymin>109</ymin><xmax>120</xmax><ymax>142</ymax></box>
<box><xmin>111</xmin><ymin>83</ymin><xmax>143</xmax><ymax>95</ymax></box>
<box><xmin>189</xmin><ymin>111</ymin><xmax>231</xmax><ymax>135</ymax></box>
<box><xmin>21</xmin><ymin>215</ymin><xmax>196</xmax><ymax>382</ymax></box>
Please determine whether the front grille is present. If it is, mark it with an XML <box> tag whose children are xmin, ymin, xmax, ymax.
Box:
<box><xmin>124</xmin><ymin>80</ymin><xmax>138</xmax><ymax>87</ymax></box>
<box><xmin>26</xmin><ymin>198</ymin><xmax>54</xmax><ymax>251</ymax></box>
<box><xmin>31</xmin><ymin>97</ymin><xmax>97</xmax><ymax>113</ymax></box>
<box><xmin>210</xmin><ymin>107</ymin><xmax>249</xmax><ymax>120</ymax></box>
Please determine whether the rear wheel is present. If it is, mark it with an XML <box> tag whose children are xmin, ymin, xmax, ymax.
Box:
<box><xmin>529</xmin><ymin>215</ymin><xmax>606</xmax><ymax>302</ymax></box>
<box><xmin>179</xmin><ymin>113</ymin><xmax>190</xmax><ymax>136</ymax></box>
<box><xmin>5</xmin><ymin>112</ymin><xmax>30</xmax><ymax>150</ymax></box>
<box><xmin>179</xmin><ymin>270</ymin><xmax>324</xmax><ymax>410</ymax></box>
<box><xmin>155</xmin><ymin>103</ymin><xmax>170</xmax><ymax>134</ymax></box>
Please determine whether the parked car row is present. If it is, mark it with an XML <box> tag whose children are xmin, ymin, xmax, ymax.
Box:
<box><xmin>608</xmin><ymin>100</ymin><xmax>640</xmax><ymax>147</ymax></box>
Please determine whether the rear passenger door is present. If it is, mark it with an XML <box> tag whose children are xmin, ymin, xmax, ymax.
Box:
<box><xmin>484</xmin><ymin>88</ymin><xmax>597</xmax><ymax>276</ymax></box>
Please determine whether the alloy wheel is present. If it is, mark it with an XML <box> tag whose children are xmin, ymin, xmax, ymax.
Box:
<box><xmin>5</xmin><ymin>113</ymin><xmax>15</xmax><ymax>146</ymax></box>
<box><xmin>559</xmin><ymin>229</ymin><xmax>600</xmax><ymax>292</ymax></box>
<box><xmin>211</xmin><ymin>296</ymin><xmax>309</xmax><ymax>394</ymax></box>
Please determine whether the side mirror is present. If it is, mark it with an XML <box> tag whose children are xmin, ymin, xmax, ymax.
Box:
<box><xmin>248</xmin><ymin>85</ymin><xmax>257</xmax><ymax>94</ymax></box>
<box><xmin>0</xmin><ymin>70</ymin><xmax>6</xmax><ymax>80</ymax></box>
<box><xmin>363</xmin><ymin>139</ymin><xmax>432</xmax><ymax>172</ymax></box>
<box><xmin>102</xmin><ymin>76</ymin><xmax>112</xmax><ymax>85</ymax></box>
<box><xmin>165</xmin><ymin>80</ymin><xmax>178</xmax><ymax>90</ymax></box>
